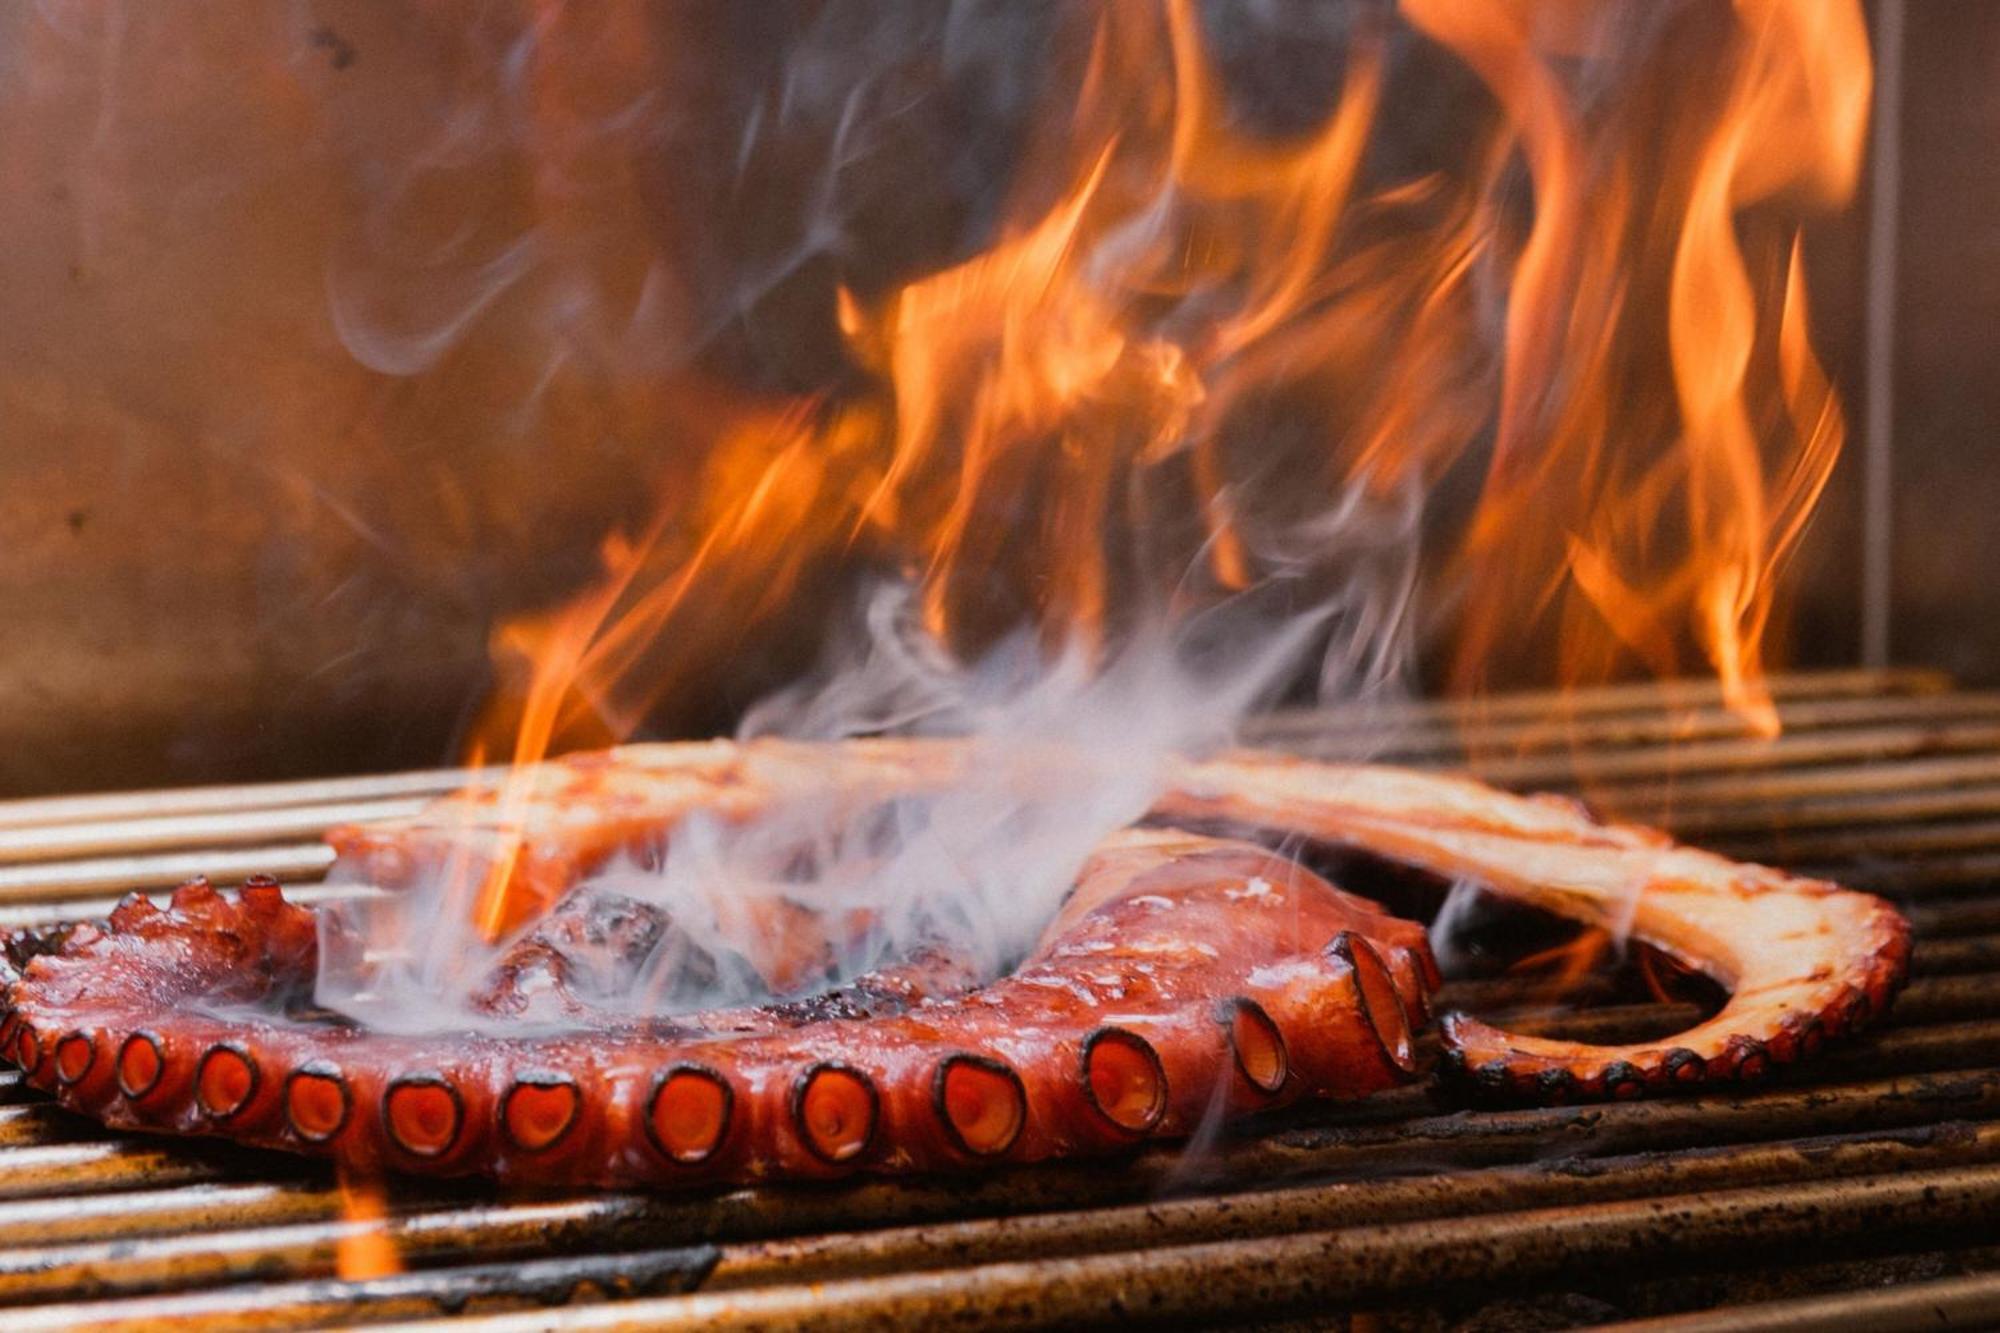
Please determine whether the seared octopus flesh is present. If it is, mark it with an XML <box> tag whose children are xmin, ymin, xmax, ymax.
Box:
<box><xmin>0</xmin><ymin>741</ymin><xmax>1909</xmax><ymax>1186</ymax></box>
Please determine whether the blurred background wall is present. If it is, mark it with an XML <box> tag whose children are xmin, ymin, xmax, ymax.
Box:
<box><xmin>0</xmin><ymin>0</ymin><xmax>1955</xmax><ymax>797</ymax></box>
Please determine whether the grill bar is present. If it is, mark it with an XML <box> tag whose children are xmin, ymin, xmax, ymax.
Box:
<box><xmin>338</xmin><ymin>1165</ymin><xmax>2000</xmax><ymax>1332</ymax></box>
<box><xmin>0</xmin><ymin>670</ymin><xmax>1996</xmax><ymax>1329</ymax></box>
<box><xmin>0</xmin><ymin>672</ymin><xmax>1990</xmax><ymax>900</ymax></box>
<box><xmin>1258</xmin><ymin>688</ymin><xmax>2000</xmax><ymax>761</ymax></box>
<box><xmin>1468</xmin><ymin>718</ymin><xmax>2000</xmax><ymax>790</ymax></box>
<box><xmin>20</xmin><ymin>1137</ymin><xmax>2000</xmax><ymax>1331</ymax></box>
<box><xmin>0</xmin><ymin>768</ymin><xmax>505</xmax><ymax>834</ymax></box>
<box><xmin>0</xmin><ymin>799</ymin><xmax>428</xmax><ymax>867</ymax></box>
<box><xmin>0</xmin><ymin>847</ymin><xmax>338</xmax><ymax>910</ymax></box>
<box><xmin>1593</xmin><ymin>1271</ymin><xmax>2000</xmax><ymax>1332</ymax></box>
<box><xmin>1251</xmin><ymin>667</ymin><xmax>1950</xmax><ymax>737</ymax></box>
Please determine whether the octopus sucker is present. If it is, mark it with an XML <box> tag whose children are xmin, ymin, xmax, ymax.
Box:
<box><xmin>645</xmin><ymin>1064</ymin><xmax>731</xmax><ymax>1165</ymax></box>
<box><xmin>934</xmin><ymin>1054</ymin><xmax>1028</xmax><ymax>1157</ymax></box>
<box><xmin>116</xmin><ymin>1031</ymin><xmax>166</xmax><ymax>1099</ymax></box>
<box><xmin>195</xmin><ymin>1042</ymin><xmax>261</xmax><ymax>1120</ymax></box>
<box><xmin>53</xmin><ymin>1029</ymin><xmax>97</xmax><ymax>1085</ymax></box>
<box><xmin>1079</xmin><ymin>1027</ymin><xmax>1169</xmax><ymax>1134</ymax></box>
<box><xmin>1217</xmin><ymin>998</ymin><xmax>1288</xmax><ymax>1096</ymax></box>
<box><xmin>0</xmin><ymin>740</ymin><xmax>1910</xmax><ymax>1184</ymax></box>
<box><xmin>285</xmin><ymin>1061</ymin><xmax>353</xmax><ymax>1143</ymax></box>
<box><xmin>501</xmin><ymin>1071</ymin><xmax>581</xmax><ymax>1153</ymax></box>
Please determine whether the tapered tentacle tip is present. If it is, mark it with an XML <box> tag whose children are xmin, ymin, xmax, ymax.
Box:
<box><xmin>936</xmin><ymin>1055</ymin><xmax>1027</xmax><ymax>1157</ymax></box>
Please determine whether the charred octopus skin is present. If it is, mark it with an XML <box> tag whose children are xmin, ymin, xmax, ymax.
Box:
<box><xmin>0</xmin><ymin>740</ymin><xmax>1910</xmax><ymax>1184</ymax></box>
<box><xmin>0</xmin><ymin>829</ymin><xmax>1434</xmax><ymax>1188</ymax></box>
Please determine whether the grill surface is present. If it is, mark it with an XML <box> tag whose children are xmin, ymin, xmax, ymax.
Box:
<box><xmin>3</xmin><ymin>668</ymin><xmax>2000</xmax><ymax>1330</ymax></box>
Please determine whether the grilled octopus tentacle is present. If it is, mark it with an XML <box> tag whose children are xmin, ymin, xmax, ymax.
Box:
<box><xmin>0</xmin><ymin>739</ymin><xmax>1910</xmax><ymax>1185</ymax></box>
<box><xmin>1159</xmin><ymin>754</ymin><xmax>1911</xmax><ymax>1100</ymax></box>
<box><xmin>324</xmin><ymin>739</ymin><xmax>968</xmax><ymax>937</ymax></box>
<box><xmin>0</xmin><ymin>830</ymin><xmax>1434</xmax><ymax>1188</ymax></box>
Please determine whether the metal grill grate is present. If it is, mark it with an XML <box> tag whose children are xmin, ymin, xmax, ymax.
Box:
<box><xmin>3</xmin><ymin>669</ymin><xmax>1999</xmax><ymax>1330</ymax></box>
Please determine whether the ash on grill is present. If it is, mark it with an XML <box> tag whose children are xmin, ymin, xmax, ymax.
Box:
<box><xmin>1</xmin><ymin>670</ymin><xmax>1999</xmax><ymax>1331</ymax></box>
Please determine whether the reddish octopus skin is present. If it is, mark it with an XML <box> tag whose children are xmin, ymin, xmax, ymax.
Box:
<box><xmin>333</xmin><ymin>738</ymin><xmax>1911</xmax><ymax>1102</ymax></box>
<box><xmin>0</xmin><ymin>831</ymin><xmax>1435</xmax><ymax>1188</ymax></box>
<box><xmin>0</xmin><ymin>740</ymin><xmax>1913</xmax><ymax>1185</ymax></box>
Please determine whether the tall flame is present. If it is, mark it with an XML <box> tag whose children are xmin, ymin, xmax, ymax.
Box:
<box><xmin>460</xmin><ymin>1</ymin><xmax>1870</xmax><ymax>935</ymax></box>
<box><xmin>1413</xmin><ymin>0</ymin><xmax>1869</xmax><ymax>735</ymax></box>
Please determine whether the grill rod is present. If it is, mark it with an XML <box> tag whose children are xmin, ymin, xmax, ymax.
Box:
<box><xmin>1</xmin><ymin>1118</ymin><xmax>1994</xmax><ymax>1308</ymax></box>
<box><xmin>260</xmin><ymin>1165</ymin><xmax>2000</xmax><ymax>1333</ymax></box>
<box><xmin>1263</xmin><ymin>689</ymin><xmax>2000</xmax><ymax>763</ymax></box>
<box><xmin>5</xmin><ymin>1065</ymin><xmax>2000</xmax><ymax>1328</ymax></box>
<box><xmin>1593</xmin><ymin>1270</ymin><xmax>2000</xmax><ymax>1332</ymax></box>
<box><xmin>10</xmin><ymin>1140</ymin><xmax>2000</xmax><ymax>1331</ymax></box>
<box><xmin>0</xmin><ymin>668</ymin><xmax>1993</xmax><ymax>929</ymax></box>
<box><xmin>0</xmin><ymin>669</ymin><xmax>1993</xmax><ymax>1328</ymax></box>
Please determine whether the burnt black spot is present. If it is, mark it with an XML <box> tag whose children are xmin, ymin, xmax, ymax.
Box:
<box><xmin>474</xmin><ymin>891</ymin><xmax>702</xmax><ymax>1020</ymax></box>
<box><xmin>1663</xmin><ymin>1047</ymin><xmax>1706</xmax><ymax>1082</ymax></box>
<box><xmin>1602</xmin><ymin>1061</ymin><xmax>1645</xmax><ymax>1099</ymax></box>
<box><xmin>309</xmin><ymin>26</ymin><xmax>357</xmax><ymax>70</ymax></box>
<box><xmin>758</xmin><ymin>951</ymin><xmax>944</xmax><ymax>1024</ymax></box>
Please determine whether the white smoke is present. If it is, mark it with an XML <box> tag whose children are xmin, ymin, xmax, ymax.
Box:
<box><xmin>302</xmin><ymin>2</ymin><xmax>1451</xmax><ymax>1032</ymax></box>
<box><xmin>315</xmin><ymin>557</ymin><xmax>1418</xmax><ymax>1034</ymax></box>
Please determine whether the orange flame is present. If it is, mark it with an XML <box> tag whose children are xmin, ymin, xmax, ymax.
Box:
<box><xmin>1509</xmin><ymin>926</ymin><xmax>1617</xmax><ymax>1007</ymax></box>
<box><xmin>1412</xmin><ymin>0</ymin><xmax>1869</xmax><ymax>736</ymax></box>
<box><xmin>457</xmin><ymin>2</ymin><xmax>1871</xmax><ymax>936</ymax></box>
<box><xmin>334</xmin><ymin>1167</ymin><xmax>401</xmax><ymax>1281</ymax></box>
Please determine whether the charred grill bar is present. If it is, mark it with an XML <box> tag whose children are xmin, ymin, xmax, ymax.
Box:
<box><xmin>0</xmin><ymin>670</ymin><xmax>1998</xmax><ymax>1329</ymax></box>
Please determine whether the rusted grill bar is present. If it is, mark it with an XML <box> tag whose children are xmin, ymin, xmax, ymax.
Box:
<box><xmin>1592</xmin><ymin>1271</ymin><xmax>2000</xmax><ymax>1332</ymax></box>
<box><xmin>0</xmin><ymin>670</ymin><xmax>1997</xmax><ymax>1330</ymax></box>
<box><xmin>344</xmin><ymin>1167</ymin><xmax>2000</xmax><ymax>1332</ymax></box>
